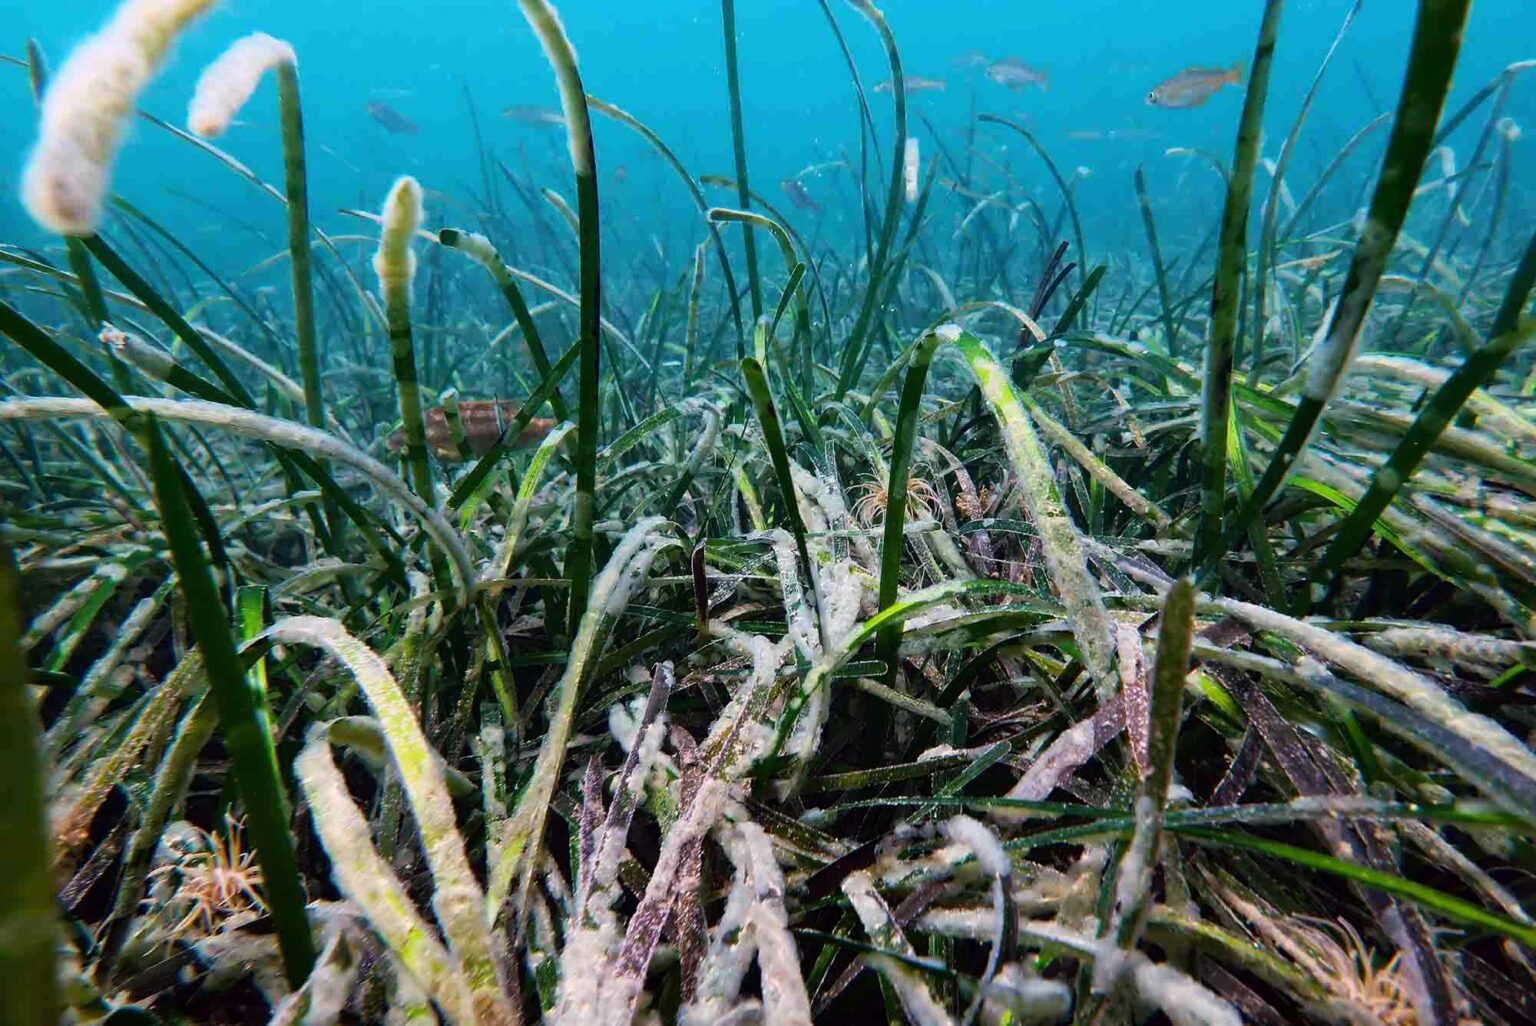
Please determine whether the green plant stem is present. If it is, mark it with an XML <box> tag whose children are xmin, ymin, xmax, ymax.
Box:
<box><xmin>571</xmin><ymin>184</ymin><xmax>603</xmax><ymax>634</ymax></box>
<box><xmin>1103</xmin><ymin>577</ymin><xmax>1196</xmax><ymax>983</ymax></box>
<box><xmin>144</xmin><ymin>419</ymin><xmax>314</xmax><ymax>986</ymax></box>
<box><xmin>384</xmin><ymin>282</ymin><xmax>433</xmax><ymax>507</ymax></box>
<box><xmin>741</xmin><ymin>355</ymin><xmax>819</xmax><ymax>631</ymax></box>
<box><xmin>447</xmin><ymin>343</ymin><xmax>579</xmax><ymax>516</ymax></box>
<box><xmin>439</xmin><ymin>228</ymin><xmax>569</xmax><ymax>422</ymax></box>
<box><xmin>683</xmin><ymin>242</ymin><xmax>706</xmax><ymax>390</ymax></box>
<box><xmin>876</xmin><ymin>330</ymin><xmax>942</xmax><ymax>683</ymax></box>
<box><xmin>720</xmin><ymin>0</ymin><xmax>762</xmax><ymax>322</ymax></box>
<box><xmin>706</xmin><ymin>207</ymin><xmax>807</xmax><ymax>370</ymax></box>
<box><xmin>82</xmin><ymin>234</ymin><xmax>255</xmax><ymax>408</ymax></box>
<box><xmin>516</xmin><ymin>0</ymin><xmax>602</xmax><ymax>639</ymax></box>
<box><xmin>1178</xmin><ymin>827</ymin><xmax>1536</xmax><ymax>949</ymax></box>
<box><xmin>1194</xmin><ymin>0</ymin><xmax>1282</xmax><ymax>571</ymax></box>
<box><xmin>1200</xmin><ymin>0</ymin><xmax>1473</xmax><ymax>587</ymax></box>
<box><xmin>1050</xmin><ymin>263</ymin><xmax>1105</xmax><ymax>338</ymax></box>
<box><xmin>65</xmin><ymin>233</ymin><xmax>346</xmax><ymax>556</ymax></box>
<box><xmin>1252</xmin><ymin>0</ymin><xmax>1361</xmax><ymax>382</ymax></box>
<box><xmin>978</xmin><ymin>114</ymin><xmax>1086</xmax><ymax>293</ymax></box>
<box><xmin>0</xmin><ymin>300</ymin><xmax>137</xmax><ymax>426</ymax></box>
<box><xmin>816</xmin><ymin>0</ymin><xmax>883</xmax><ymax>255</ymax></box>
<box><xmin>1133</xmin><ymin>167</ymin><xmax>1177</xmax><ymax>363</ymax></box>
<box><xmin>1281</xmin><ymin>111</ymin><xmax>1390</xmax><ymax>238</ymax></box>
<box><xmin>276</xmin><ymin>62</ymin><xmax>322</xmax><ymax>430</ymax></box>
<box><xmin>835</xmin><ymin>0</ymin><xmax>906</xmax><ymax>398</ymax></box>
<box><xmin>488</xmin><ymin>520</ymin><xmax>674</xmax><ymax>930</ymax></box>
<box><xmin>587</xmin><ymin>96</ymin><xmax>745</xmax><ymax>357</ymax></box>
<box><xmin>0</xmin><ymin>541</ymin><xmax>58</xmax><ymax>1026</ymax></box>
<box><xmin>1307</xmin><ymin>230</ymin><xmax>1536</xmax><ymax>608</ymax></box>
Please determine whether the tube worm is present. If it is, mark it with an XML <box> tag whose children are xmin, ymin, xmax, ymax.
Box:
<box><xmin>187</xmin><ymin>31</ymin><xmax>296</xmax><ymax>138</ymax></box>
<box><xmin>22</xmin><ymin>0</ymin><xmax>218</xmax><ymax>235</ymax></box>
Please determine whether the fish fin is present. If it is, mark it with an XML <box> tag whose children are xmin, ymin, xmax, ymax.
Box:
<box><xmin>1039</xmin><ymin>75</ymin><xmax>1050</xmax><ymax>92</ymax></box>
<box><xmin>1228</xmin><ymin>61</ymin><xmax>1245</xmax><ymax>85</ymax></box>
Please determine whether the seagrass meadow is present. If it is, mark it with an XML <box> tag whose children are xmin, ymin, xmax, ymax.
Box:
<box><xmin>3</xmin><ymin>0</ymin><xmax>1536</xmax><ymax>1022</ymax></box>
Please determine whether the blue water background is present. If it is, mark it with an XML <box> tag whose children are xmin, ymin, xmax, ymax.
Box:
<box><xmin>1</xmin><ymin>0</ymin><xmax>1531</xmax><ymax>303</ymax></box>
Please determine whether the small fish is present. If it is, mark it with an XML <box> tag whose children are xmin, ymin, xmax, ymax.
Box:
<box><xmin>367</xmin><ymin>101</ymin><xmax>418</xmax><ymax>134</ymax></box>
<box><xmin>985</xmin><ymin>58</ymin><xmax>1049</xmax><ymax>92</ymax></box>
<box><xmin>781</xmin><ymin>179</ymin><xmax>820</xmax><ymax>212</ymax></box>
<box><xmin>1066</xmin><ymin>128</ymin><xmax>1165</xmax><ymax>142</ymax></box>
<box><xmin>953</xmin><ymin>50</ymin><xmax>990</xmax><ymax>70</ymax></box>
<box><xmin>1276</xmin><ymin>250</ymin><xmax>1343</xmax><ymax>272</ymax></box>
<box><xmin>387</xmin><ymin>401</ymin><xmax>556</xmax><ymax>462</ymax></box>
<box><xmin>615</xmin><ymin>163</ymin><xmax>628</xmax><ymax>186</ymax></box>
<box><xmin>873</xmin><ymin>75</ymin><xmax>946</xmax><ymax>94</ymax></box>
<box><xmin>1146</xmin><ymin>64</ymin><xmax>1243</xmax><ymax>108</ymax></box>
<box><xmin>501</xmin><ymin>104</ymin><xmax>566</xmax><ymax>127</ymax></box>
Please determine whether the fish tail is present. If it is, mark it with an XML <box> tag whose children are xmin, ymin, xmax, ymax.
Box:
<box><xmin>1228</xmin><ymin>61</ymin><xmax>1245</xmax><ymax>85</ymax></box>
<box><xmin>1039</xmin><ymin>72</ymin><xmax>1050</xmax><ymax>92</ymax></box>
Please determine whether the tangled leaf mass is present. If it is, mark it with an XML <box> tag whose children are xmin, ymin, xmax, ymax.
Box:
<box><xmin>4</xmin><ymin>0</ymin><xmax>1535</xmax><ymax>1023</ymax></box>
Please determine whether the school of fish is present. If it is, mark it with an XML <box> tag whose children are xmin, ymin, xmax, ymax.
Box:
<box><xmin>373</xmin><ymin>48</ymin><xmax>1246</xmax><ymax>417</ymax></box>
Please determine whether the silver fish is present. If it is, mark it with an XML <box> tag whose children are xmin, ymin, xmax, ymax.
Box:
<box><xmin>873</xmin><ymin>75</ymin><xmax>946</xmax><ymax>94</ymax></box>
<box><xmin>985</xmin><ymin>58</ymin><xmax>1049</xmax><ymax>92</ymax></box>
<box><xmin>1146</xmin><ymin>64</ymin><xmax>1242</xmax><ymax>109</ymax></box>
<box><xmin>501</xmin><ymin>104</ymin><xmax>566</xmax><ymax>127</ymax></box>
<box><xmin>781</xmin><ymin>179</ymin><xmax>821</xmax><ymax>212</ymax></box>
<box><xmin>367</xmin><ymin>101</ymin><xmax>418</xmax><ymax>134</ymax></box>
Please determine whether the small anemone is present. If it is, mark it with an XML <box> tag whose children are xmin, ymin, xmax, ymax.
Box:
<box><xmin>149</xmin><ymin>814</ymin><xmax>267</xmax><ymax>940</ymax></box>
<box><xmin>849</xmin><ymin>475</ymin><xmax>943</xmax><ymax>528</ymax></box>
<box><xmin>1271</xmin><ymin>916</ymin><xmax>1425</xmax><ymax>1025</ymax></box>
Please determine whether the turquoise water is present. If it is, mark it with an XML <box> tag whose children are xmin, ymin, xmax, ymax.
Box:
<box><xmin>3</xmin><ymin>1</ymin><xmax>1531</xmax><ymax>272</ymax></box>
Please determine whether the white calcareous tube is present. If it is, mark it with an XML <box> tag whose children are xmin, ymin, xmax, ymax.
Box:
<box><xmin>904</xmin><ymin>135</ymin><xmax>920</xmax><ymax>203</ymax></box>
<box><xmin>187</xmin><ymin>32</ymin><xmax>296</xmax><ymax>138</ymax></box>
<box><xmin>373</xmin><ymin>176</ymin><xmax>425</xmax><ymax>302</ymax></box>
<box><xmin>21</xmin><ymin>0</ymin><xmax>219</xmax><ymax>235</ymax></box>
